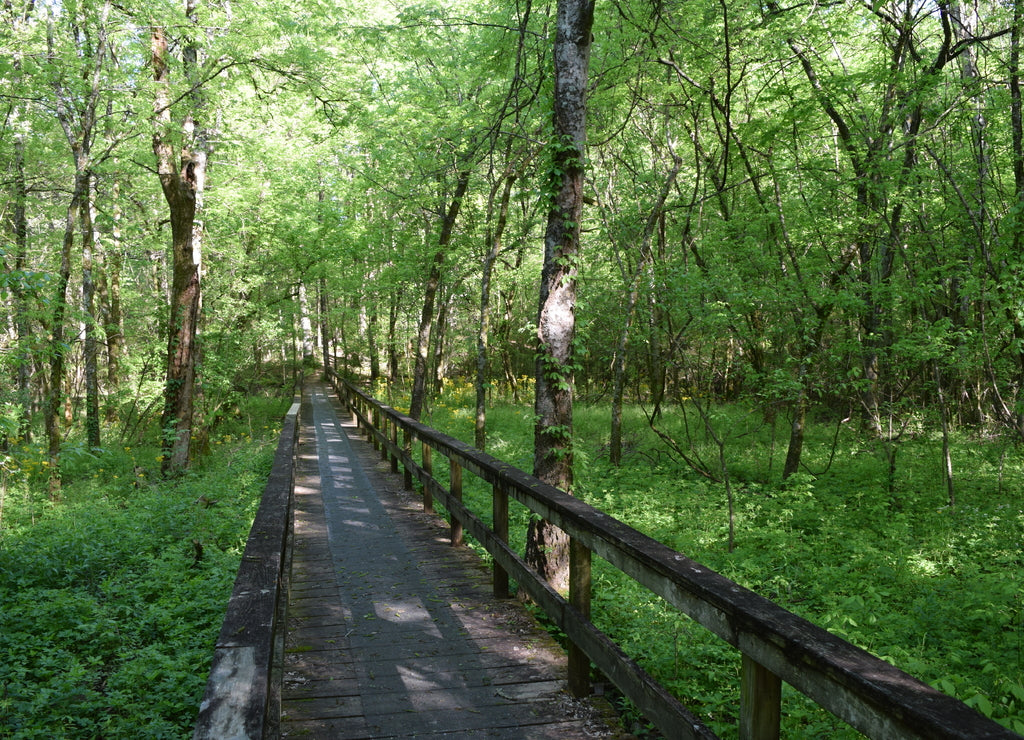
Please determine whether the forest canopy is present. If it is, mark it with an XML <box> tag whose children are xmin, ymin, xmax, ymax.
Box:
<box><xmin>3</xmin><ymin>0</ymin><xmax>1024</xmax><ymax>483</ymax></box>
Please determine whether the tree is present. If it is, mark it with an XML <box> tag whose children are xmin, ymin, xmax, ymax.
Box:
<box><xmin>475</xmin><ymin>167</ymin><xmax>517</xmax><ymax>449</ymax></box>
<box><xmin>43</xmin><ymin>0</ymin><xmax>119</xmax><ymax>486</ymax></box>
<box><xmin>151</xmin><ymin>7</ymin><xmax>208</xmax><ymax>476</ymax></box>
<box><xmin>409</xmin><ymin>169</ymin><xmax>471</xmax><ymax>420</ymax></box>
<box><xmin>1</xmin><ymin>0</ymin><xmax>35</xmax><ymax>445</ymax></box>
<box><xmin>525</xmin><ymin>0</ymin><xmax>595</xmax><ymax>593</ymax></box>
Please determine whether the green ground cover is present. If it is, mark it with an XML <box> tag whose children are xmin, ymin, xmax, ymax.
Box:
<box><xmin>0</xmin><ymin>397</ymin><xmax>288</xmax><ymax>739</ymax></box>
<box><xmin>411</xmin><ymin>381</ymin><xmax>1024</xmax><ymax>738</ymax></box>
<box><xmin>4</xmin><ymin>378</ymin><xmax>1019</xmax><ymax>738</ymax></box>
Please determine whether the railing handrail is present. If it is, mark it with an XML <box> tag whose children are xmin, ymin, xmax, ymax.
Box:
<box><xmin>332</xmin><ymin>373</ymin><xmax>1018</xmax><ymax>740</ymax></box>
<box><xmin>192</xmin><ymin>393</ymin><xmax>301</xmax><ymax>740</ymax></box>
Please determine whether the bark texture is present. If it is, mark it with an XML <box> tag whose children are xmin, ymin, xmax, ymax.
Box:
<box><xmin>526</xmin><ymin>0</ymin><xmax>595</xmax><ymax>594</ymax></box>
<box><xmin>152</xmin><ymin>25</ymin><xmax>205</xmax><ymax>476</ymax></box>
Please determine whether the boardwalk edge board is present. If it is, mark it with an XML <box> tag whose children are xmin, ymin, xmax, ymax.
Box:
<box><xmin>192</xmin><ymin>392</ymin><xmax>301</xmax><ymax>740</ymax></box>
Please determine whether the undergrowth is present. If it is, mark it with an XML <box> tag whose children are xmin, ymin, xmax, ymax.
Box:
<box><xmin>411</xmin><ymin>379</ymin><xmax>1024</xmax><ymax>738</ymax></box>
<box><xmin>0</xmin><ymin>396</ymin><xmax>289</xmax><ymax>739</ymax></box>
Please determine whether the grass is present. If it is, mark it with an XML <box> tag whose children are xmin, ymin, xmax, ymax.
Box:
<box><xmin>0</xmin><ymin>396</ymin><xmax>289</xmax><ymax>739</ymax></box>
<box><xmin>413</xmin><ymin>380</ymin><xmax>1024</xmax><ymax>737</ymax></box>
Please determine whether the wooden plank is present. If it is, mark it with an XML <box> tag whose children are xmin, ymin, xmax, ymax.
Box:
<box><xmin>281</xmin><ymin>382</ymin><xmax>630</xmax><ymax>740</ymax></box>
<box><xmin>389</xmin><ymin>420</ymin><xmax>399</xmax><ymax>473</ymax></box>
<box><xmin>421</xmin><ymin>443</ymin><xmax>434</xmax><ymax>513</ymax></box>
<box><xmin>492</xmin><ymin>480</ymin><xmax>510</xmax><ymax>599</ymax></box>
<box><xmin>450</xmin><ymin>460</ymin><xmax>463</xmax><ymax>547</ymax></box>
<box><xmin>402</xmin><ymin>428</ymin><xmax>413</xmax><ymax>490</ymax></box>
<box><xmin>568</xmin><ymin>538</ymin><xmax>592</xmax><ymax>698</ymax></box>
<box><xmin>193</xmin><ymin>395</ymin><xmax>301</xmax><ymax>740</ymax></box>
<box><xmin>740</xmin><ymin>655</ymin><xmax>781</xmax><ymax>740</ymax></box>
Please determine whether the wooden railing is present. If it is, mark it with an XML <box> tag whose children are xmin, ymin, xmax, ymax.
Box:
<box><xmin>192</xmin><ymin>393</ymin><xmax>302</xmax><ymax>740</ymax></box>
<box><xmin>331</xmin><ymin>373</ymin><xmax>1018</xmax><ymax>740</ymax></box>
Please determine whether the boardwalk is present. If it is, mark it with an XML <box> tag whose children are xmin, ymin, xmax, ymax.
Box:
<box><xmin>281</xmin><ymin>383</ymin><xmax>625</xmax><ymax>739</ymax></box>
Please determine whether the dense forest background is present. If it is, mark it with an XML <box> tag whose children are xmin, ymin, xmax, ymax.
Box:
<box><xmin>3</xmin><ymin>0</ymin><xmax>1024</xmax><ymax>736</ymax></box>
<box><xmin>6</xmin><ymin>0</ymin><xmax>1024</xmax><ymax>484</ymax></box>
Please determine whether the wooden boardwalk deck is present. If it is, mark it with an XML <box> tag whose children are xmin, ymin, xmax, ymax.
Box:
<box><xmin>280</xmin><ymin>383</ymin><xmax>626</xmax><ymax>739</ymax></box>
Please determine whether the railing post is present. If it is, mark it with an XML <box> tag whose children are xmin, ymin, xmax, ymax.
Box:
<box><xmin>568</xmin><ymin>537</ymin><xmax>592</xmax><ymax>698</ymax></box>
<box><xmin>402</xmin><ymin>429</ymin><xmax>413</xmax><ymax>490</ymax></box>
<box><xmin>492</xmin><ymin>480</ymin><xmax>510</xmax><ymax>599</ymax></box>
<box><xmin>422</xmin><ymin>443</ymin><xmax>434</xmax><ymax>513</ymax></box>
<box><xmin>371</xmin><ymin>408</ymin><xmax>380</xmax><ymax>449</ymax></box>
<box><xmin>449</xmin><ymin>460</ymin><xmax>463</xmax><ymax>547</ymax></box>
<box><xmin>380</xmin><ymin>416</ymin><xmax>389</xmax><ymax>462</ymax></box>
<box><xmin>390</xmin><ymin>421</ymin><xmax>399</xmax><ymax>473</ymax></box>
<box><xmin>740</xmin><ymin>655</ymin><xmax>782</xmax><ymax>740</ymax></box>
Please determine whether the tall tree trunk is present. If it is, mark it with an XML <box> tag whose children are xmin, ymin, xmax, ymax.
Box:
<box><xmin>525</xmin><ymin>0</ymin><xmax>595</xmax><ymax>594</ymax></box>
<box><xmin>367</xmin><ymin>301</ymin><xmax>380</xmax><ymax>382</ymax></box>
<box><xmin>388</xmin><ymin>293</ymin><xmax>400</xmax><ymax>385</ymax></box>
<box><xmin>409</xmin><ymin>170</ymin><xmax>471</xmax><ymax>420</ymax></box>
<box><xmin>319</xmin><ymin>276</ymin><xmax>332</xmax><ymax>379</ymax></box>
<box><xmin>152</xmin><ymin>22</ymin><xmax>206</xmax><ymax>476</ymax></box>
<box><xmin>298</xmin><ymin>280</ymin><xmax>315</xmax><ymax>367</ymax></box>
<box><xmin>45</xmin><ymin>172</ymin><xmax>85</xmax><ymax>494</ymax></box>
<box><xmin>475</xmin><ymin>173</ymin><xmax>515</xmax><ymax>450</ymax></box>
<box><xmin>104</xmin><ymin>183</ymin><xmax>124</xmax><ymax>399</ymax></box>
<box><xmin>3</xmin><ymin>0</ymin><xmax>34</xmax><ymax>445</ymax></box>
<box><xmin>782</xmin><ymin>368</ymin><xmax>808</xmax><ymax>480</ymax></box>
<box><xmin>9</xmin><ymin>134</ymin><xmax>32</xmax><ymax>442</ymax></box>
<box><xmin>497</xmin><ymin>227</ymin><xmax>528</xmax><ymax>402</ymax></box>
<box><xmin>610</xmin><ymin>155</ymin><xmax>680</xmax><ymax>465</ymax></box>
<box><xmin>999</xmin><ymin>0</ymin><xmax>1024</xmax><ymax>437</ymax></box>
<box><xmin>933</xmin><ymin>361</ymin><xmax>956</xmax><ymax>508</ymax></box>
<box><xmin>81</xmin><ymin>180</ymin><xmax>101</xmax><ymax>448</ymax></box>
<box><xmin>45</xmin><ymin>0</ymin><xmax>111</xmax><ymax>485</ymax></box>
<box><xmin>362</xmin><ymin>268</ymin><xmax>380</xmax><ymax>382</ymax></box>
<box><xmin>1014</xmin><ymin>0</ymin><xmax>1024</xmax><ymax>435</ymax></box>
<box><xmin>1014</xmin><ymin>0</ymin><xmax>1024</xmax><ymax>249</ymax></box>
<box><xmin>647</xmin><ymin>213</ymin><xmax>671</xmax><ymax>421</ymax></box>
<box><xmin>432</xmin><ymin>287</ymin><xmax>451</xmax><ymax>395</ymax></box>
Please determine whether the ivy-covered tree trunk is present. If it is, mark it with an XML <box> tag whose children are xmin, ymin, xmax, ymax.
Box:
<box><xmin>525</xmin><ymin>0</ymin><xmax>595</xmax><ymax>594</ymax></box>
<box><xmin>152</xmin><ymin>23</ymin><xmax>205</xmax><ymax>476</ymax></box>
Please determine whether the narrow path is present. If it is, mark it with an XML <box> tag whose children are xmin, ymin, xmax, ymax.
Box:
<box><xmin>281</xmin><ymin>382</ymin><xmax>624</xmax><ymax>739</ymax></box>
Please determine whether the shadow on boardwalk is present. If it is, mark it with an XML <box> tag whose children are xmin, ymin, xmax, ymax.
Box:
<box><xmin>281</xmin><ymin>382</ymin><xmax>630</xmax><ymax>739</ymax></box>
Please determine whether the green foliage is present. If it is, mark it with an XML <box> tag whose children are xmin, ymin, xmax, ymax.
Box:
<box><xmin>0</xmin><ymin>398</ymin><xmax>287</xmax><ymax>739</ymax></box>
